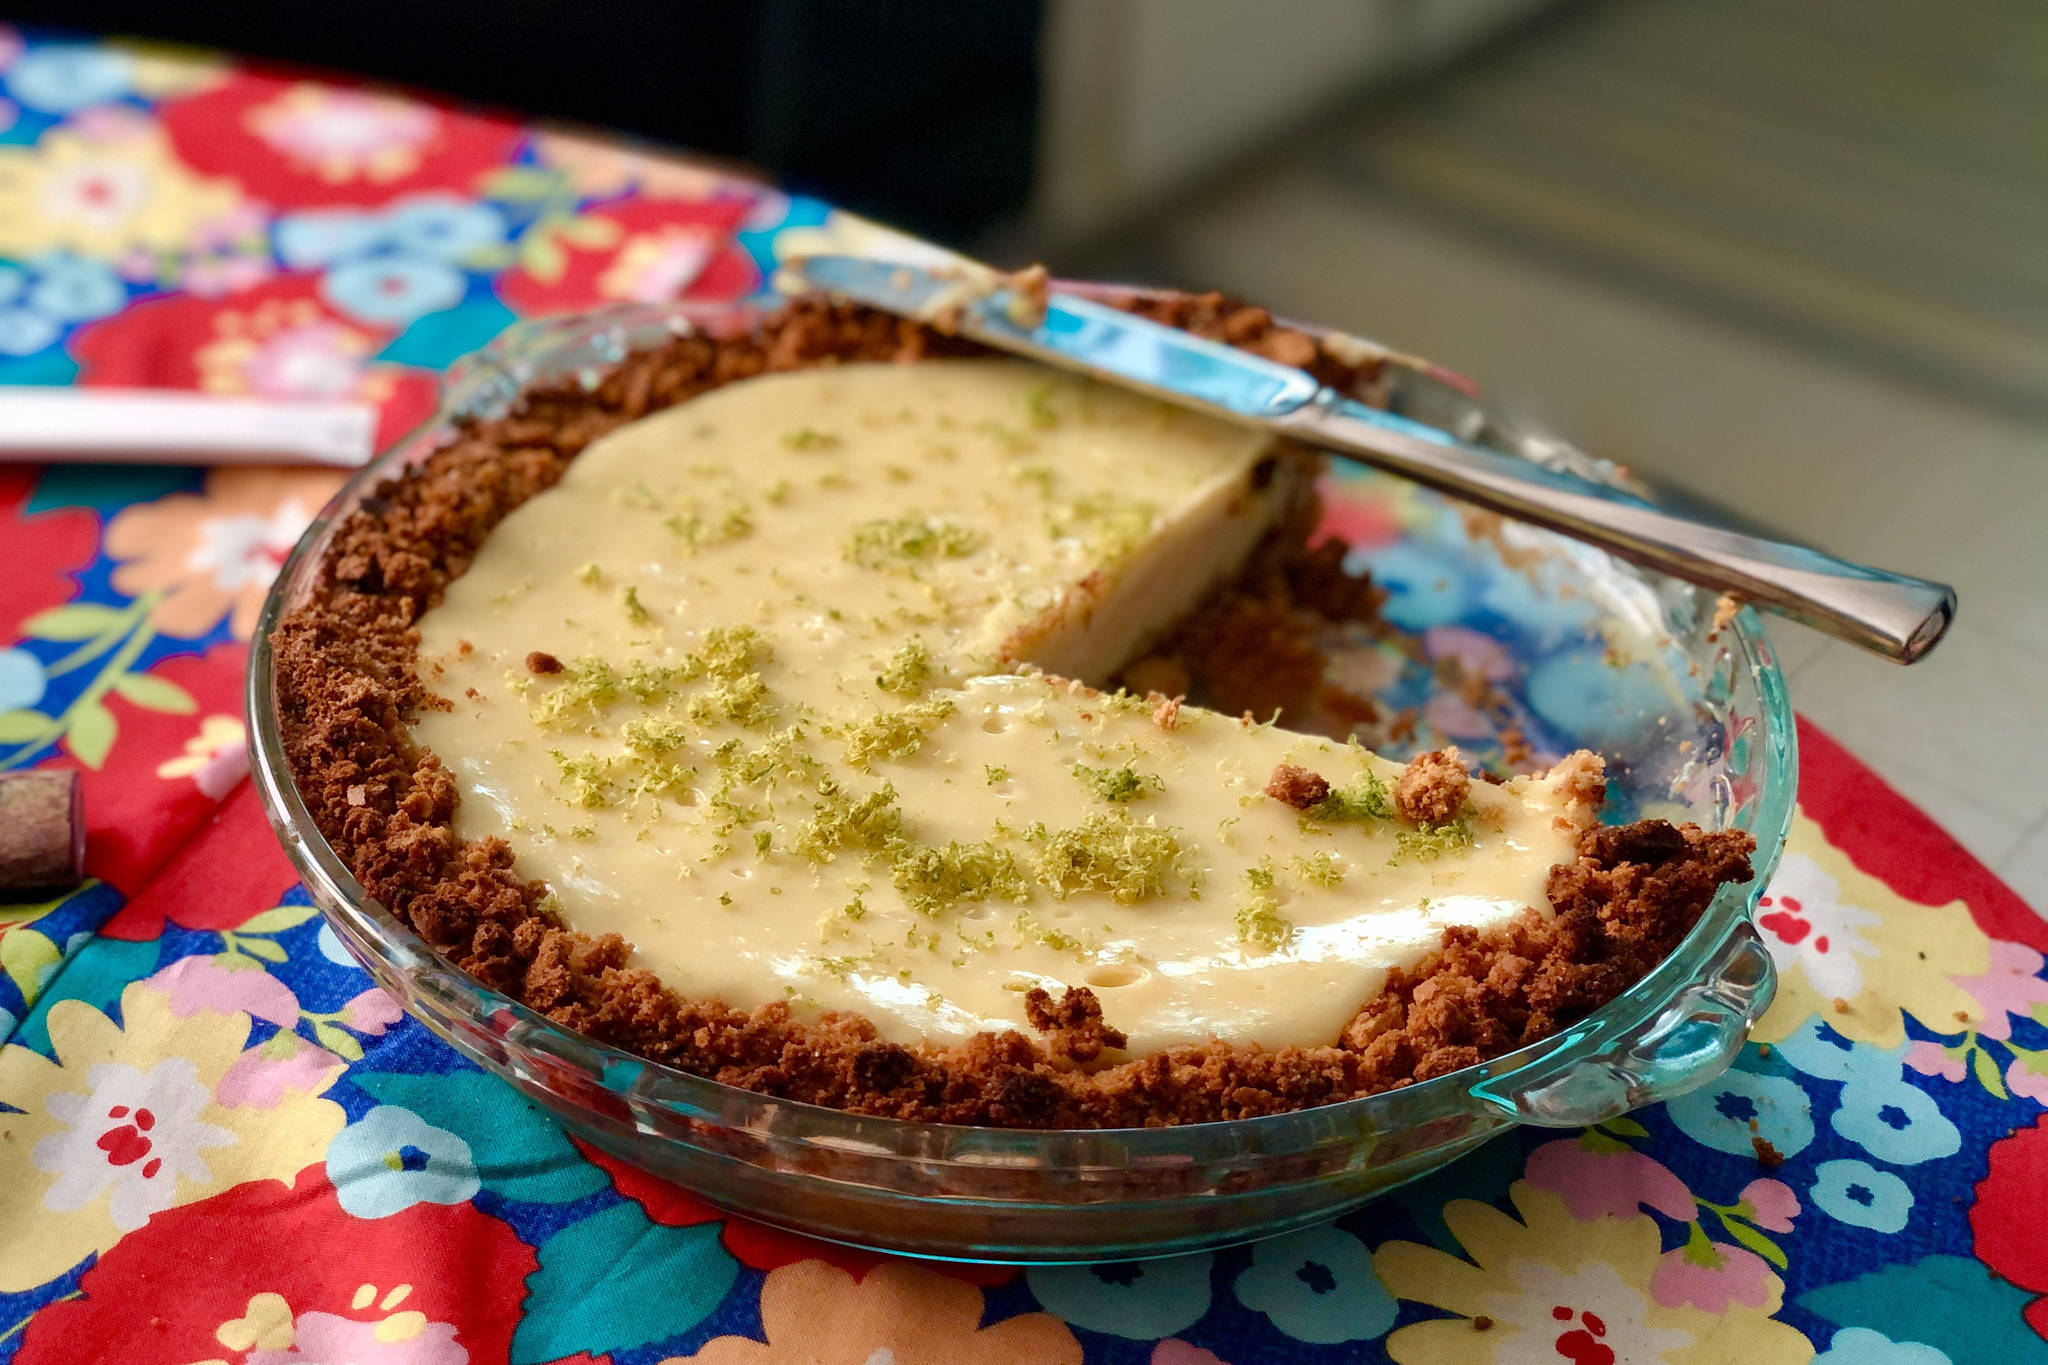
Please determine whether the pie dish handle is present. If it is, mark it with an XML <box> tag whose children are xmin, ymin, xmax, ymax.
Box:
<box><xmin>1467</xmin><ymin>921</ymin><xmax>1777</xmax><ymax>1128</ymax></box>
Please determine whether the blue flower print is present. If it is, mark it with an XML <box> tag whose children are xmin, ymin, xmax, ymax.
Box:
<box><xmin>1810</xmin><ymin>1158</ymin><xmax>1912</xmax><ymax>1233</ymax></box>
<box><xmin>1811</xmin><ymin>1326</ymin><xmax>1951</xmax><ymax>1365</ymax></box>
<box><xmin>321</xmin><ymin>256</ymin><xmax>466</xmax><ymax>326</ymax></box>
<box><xmin>1234</xmin><ymin>1224</ymin><xmax>1395</xmax><ymax>1344</ymax></box>
<box><xmin>327</xmin><ymin>1104</ymin><xmax>481</xmax><ymax>1218</ymax></box>
<box><xmin>383</xmin><ymin>194</ymin><xmax>507</xmax><ymax>262</ymax></box>
<box><xmin>0</xmin><ymin>308</ymin><xmax>57</xmax><ymax>356</ymax></box>
<box><xmin>28</xmin><ymin>252</ymin><xmax>125</xmax><ymax>322</ymax></box>
<box><xmin>276</xmin><ymin>208</ymin><xmax>387</xmax><ymax>269</ymax></box>
<box><xmin>1832</xmin><ymin>1076</ymin><xmax>1960</xmax><ymax>1166</ymax></box>
<box><xmin>1666</xmin><ymin>1063</ymin><xmax>1815</xmax><ymax>1159</ymax></box>
<box><xmin>0</xmin><ymin>646</ymin><xmax>47</xmax><ymax>713</ymax></box>
<box><xmin>5</xmin><ymin>45</ymin><xmax>132</xmax><ymax>113</ymax></box>
<box><xmin>1526</xmin><ymin>646</ymin><xmax>1678</xmax><ymax>749</ymax></box>
<box><xmin>0</xmin><ymin>253</ymin><xmax>127</xmax><ymax>356</ymax></box>
<box><xmin>317</xmin><ymin>921</ymin><xmax>365</xmax><ymax>970</ymax></box>
<box><xmin>1775</xmin><ymin>1015</ymin><xmax>1900</xmax><ymax>1084</ymax></box>
<box><xmin>1773</xmin><ymin>1018</ymin><xmax>1961</xmax><ymax>1165</ymax></box>
<box><xmin>1357</xmin><ymin>542</ymin><xmax>1471</xmax><ymax>631</ymax></box>
<box><xmin>1028</xmin><ymin>1252</ymin><xmax>1213</xmax><ymax>1338</ymax></box>
<box><xmin>279</xmin><ymin>194</ymin><xmax>508</xmax><ymax>270</ymax></box>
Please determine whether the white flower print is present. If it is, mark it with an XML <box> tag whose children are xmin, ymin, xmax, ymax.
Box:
<box><xmin>1481</xmin><ymin>1260</ymin><xmax>1694</xmax><ymax>1363</ymax></box>
<box><xmin>188</xmin><ymin>497</ymin><xmax>317</xmax><ymax>596</ymax></box>
<box><xmin>40</xmin><ymin>156</ymin><xmax>148</xmax><ymax>235</ymax></box>
<box><xmin>34</xmin><ymin>1056</ymin><xmax>234</xmax><ymax>1230</ymax></box>
<box><xmin>1754</xmin><ymin>854</ymin><xmax>1879</xmax><ymax>1003</ymax></box>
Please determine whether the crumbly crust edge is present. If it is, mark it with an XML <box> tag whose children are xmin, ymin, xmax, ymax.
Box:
<box><xmin>272</xmin><ymin>295</ymin><xmax>1755</xmax><ymax>1129</ymax></box>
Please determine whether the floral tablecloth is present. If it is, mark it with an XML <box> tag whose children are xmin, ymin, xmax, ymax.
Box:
<box><xmin>1</xmin><ymin>28</ymin><xmax>2044</xmax><ymax>1365</ymax></box>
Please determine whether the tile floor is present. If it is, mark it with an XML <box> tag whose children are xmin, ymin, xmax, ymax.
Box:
<box><xmin>1076</xmin><ymin>172</ymin><xmax>2046</xmax><ymax>907</ymax></box>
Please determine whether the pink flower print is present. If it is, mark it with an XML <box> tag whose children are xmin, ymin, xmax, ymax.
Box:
<box><xmin>245</xmin><ymin>1309</ymin><xmax>465</xmax><ymax>1365</ymax></box>
<box><xmin>1650</xmin><ymin>1241</ymin><xmax>1775</xmax><ymax>1312</ymax></box>
<box><xmin>145</xmin><ymin>955</ymin><xmax>299</xmax><ymax>1027</ymax></box>
<box><xmin>1957</xmin><ymin>940</ymin><xmax>2048</xmax><ymax>1042</ymax></box>
<box><xmin>1152</xmin><ymin>1342</ymin><xmax>1229</xmax><ymax>1365</ymax></box>
<box><xmin>68</xmin><ymin>103</ymin><xmax>153</xmax><ymax>144</ymax></box>
<box><xmin>1423</xmin><ymin>625</ymin><xmax>1517</xmax><ymax>681</ymax></box>
<box><xmin>2006</xmin><ymin>1054</ymin><xmax>2048</xmax><ymax>1104</ymax></box>
<box><xmin>1524</xmin><ymin>1136</ymin><xmax>1697</xmax><ymax>1223</ymax></box>
<box><xmin>193</xmin><ymin>202</ymin><xmax>269</xmax><ymax>251</ymax></box>
<box><xmin>182</xmin><ymin>254</ymin><xmax>272</xmax><ymax>298</ymax></box>
<box><xmin>1423</xmin><ymin>691</ymin><xmax>1496</xmax><ymax>741</ymax></box>
<box><xmin>218</xmin><ymin>1031</ymin><xmax>345</xmax><ymax>1110</ymax></box>
<box><xmin>1905</xmin><ymin>1040</ymin><xmax>1966</xmax><ymax>1082</ymax></box>
<box><xmin>1738</xmin><ymin>1178</ymin><xmax>1800</xmax><ymax>1233</ymax></box>
<box><xmin>343</xmin><ymin>988</ymin><xmax>403</xmax><ymax>1036</ymax></box>
<box><xmin>596</xmin><ymin>224</ymin><xmax>719</xmax><ymax>303</ymax></box>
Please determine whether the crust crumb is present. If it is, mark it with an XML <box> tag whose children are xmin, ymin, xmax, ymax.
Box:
<box><xmin>1024</xmin><ymin>986</ymin><xmax>1128</xmax><ymax>1065</ymax></box>
<box><xmin>1752</xmin><ymin>1133</ymin><xmax>1787</xmax><ymax>1168</ymax></box>
<box><xmin>1473</xmin><ymin>1316</ymin><xmax>1495</xmax><ymax>1332</ymax></box>
<box><xmin>1150</xmin><ymin>694</ymin><xmax>1185</xmax><ymax>731</ymax></box>
<box><xmin>525</xmin><ymin>651</ymin><xmax>564</xmax><ymax>675</ymax></box>
<box><xmin>1395</xmin><ymin>748</ymin><xmax>1470</xmax><ymax>826</ymax></box>
<box><xmin>1001</xmin><ymin>263</ymin><xmax>1052</xmax><ymax>327</ymax></box>
<box><xmin>1265</xmin><ymin>763</ymin><xmax>1331</xmax><ymax>810</ymax></box>
<box><xmin>1710</xmin><ymin>592</ymin><xmax>1742</xmax><ymax>640</ymax></box>
<box><xmin>1546</xmin><ymin>750</ymin><xmax>1608</xmax><ymax>821</ymax></box>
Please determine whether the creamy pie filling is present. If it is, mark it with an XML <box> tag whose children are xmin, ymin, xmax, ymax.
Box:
<box><xmin>412</xmin><ymin>360</ymin><xmax>1594</xmax><ymax>1054</ymax></box>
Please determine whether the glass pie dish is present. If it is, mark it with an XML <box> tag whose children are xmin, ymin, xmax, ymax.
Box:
<box><xmin>248</xmin><ymin>288</ymin><xmax>1795</xmax><ymax>1263</ymax></box>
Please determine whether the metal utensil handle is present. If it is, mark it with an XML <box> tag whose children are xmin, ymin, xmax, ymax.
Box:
<box><xmin>1283</xmin><ymin>397</ymin><xmax>1955</xmax><ymax>663</ymax></box>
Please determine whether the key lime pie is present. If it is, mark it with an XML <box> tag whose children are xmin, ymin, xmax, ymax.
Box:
<box><xmin>275</xmin><ymin>297</ymin><xmax>1753</xmax><ymax>1127</ymax></box>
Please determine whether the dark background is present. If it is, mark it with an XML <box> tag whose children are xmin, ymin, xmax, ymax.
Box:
<box><xmin>0</xmin><ymin>0</ymin><xmax>1045</xmax><ymax>245</ymax></box>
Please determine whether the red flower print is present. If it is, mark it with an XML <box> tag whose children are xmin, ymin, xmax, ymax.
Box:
<box><xmin>1796</xmin><ymin>716</ymin><xmax>2047</xmax><ymax>954</ymax></box>
<box><xmin>1552</xmin><ymin>1304</ymin><xmax>1616</xmax><ymax>1365</ymax></box>
<box><xmin>102</xmin><ymin>775</ymin><xmax>301</xmax><ymax>933</ymax></box>
<box><xmin>1308</xmin><ymin>477</ymin><xmax>1402</xmax><ymax>551</ymax></box>
<box><xmin>71</xmin><ymin>274</ymin><xmax>437</xmax><ymax>447</ymax></box>
<box><xmin>30</xmin><ymin>644</ymin><xmax>261</xmax><ymax>897</ymax></box>
<box><xmin>497</xmin><ymin>197</ymin><xmax>759</xmax><ymax>316</ymax></box>
<box><xmin>16</xmin><ymin>1165</ymin><xmax>535</xmax><ymax>1364</ymax></box>
<box><xmin>0</xmin><ymin>468</ymin><xmax>99</xmax><ymax>638</ymax></box>
<box><xmin>574</xmin><ymin>1138</ymin><xmax>1017</xmax><ymax>1287</ymax></box>
<box><xmin>160</xmin><ymin>71</ymin><xmax>521</xmax><ymax>209</ymax></box>
<box><xmin>1972</xmin><ymin>1113</ymin><xmax>2048</xmax><ymax>1339</ymax></box>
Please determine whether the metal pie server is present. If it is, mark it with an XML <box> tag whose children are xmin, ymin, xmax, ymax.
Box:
<box><xmin>794</xmin><ymin>255</ymin><xmax>1956</xmax><ymax>664</ymax></box>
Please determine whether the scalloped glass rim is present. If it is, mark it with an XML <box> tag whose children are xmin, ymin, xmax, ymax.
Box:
<box><xmin>247</xmin><ymin>292</ymin><xmax>1795</xmax><ymax>1252</ymax></box>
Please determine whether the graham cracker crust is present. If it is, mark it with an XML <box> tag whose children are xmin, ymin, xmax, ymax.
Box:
<box><xmin>272</xmin><ymin>295</ymin><xmax>1753</xmax><ymax>1128</ymax></box>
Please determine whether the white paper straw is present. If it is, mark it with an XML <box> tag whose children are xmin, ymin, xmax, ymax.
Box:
<box><xmin>0</xmin><ymin>388</ymin><xmax>378</xmax><ymax>469</ymax></box>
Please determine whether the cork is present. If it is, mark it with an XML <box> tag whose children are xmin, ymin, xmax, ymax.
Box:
<box><xmin>0</xmin><ymin>771</ymin><xmax>85</xmax><ymax>894</ymax></box>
